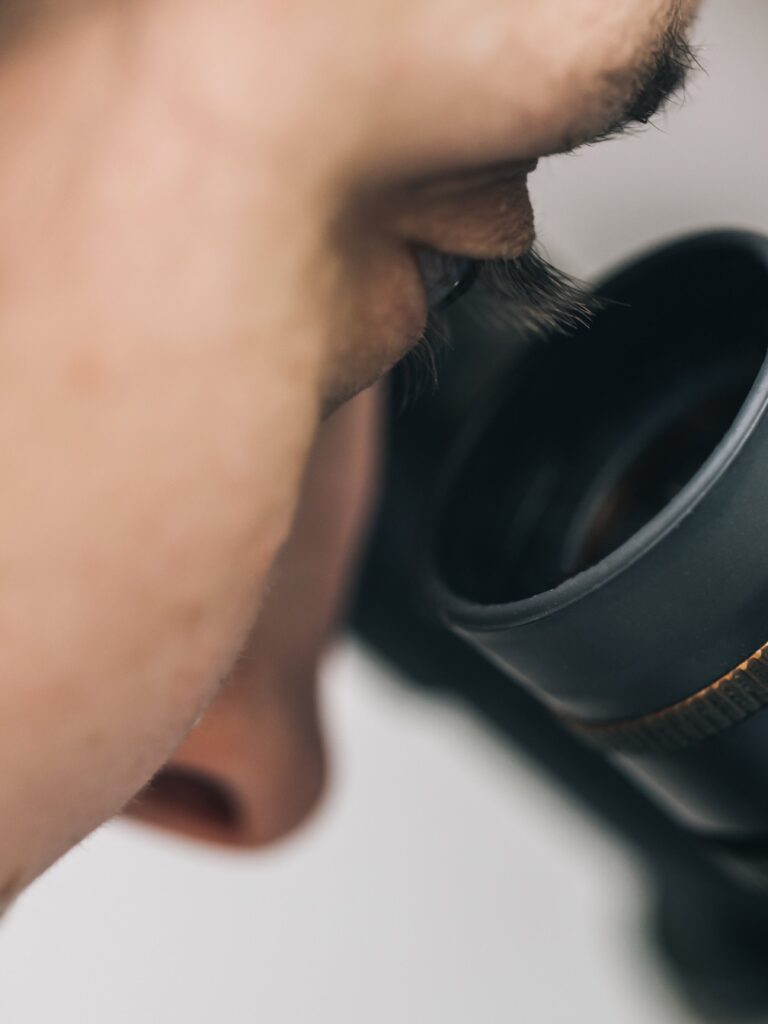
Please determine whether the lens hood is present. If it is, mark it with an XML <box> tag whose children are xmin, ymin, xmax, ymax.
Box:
<box><xmin>428</xmin><ymin>231</ymin><xmax>768</xmax><ymax>839</ymax></box>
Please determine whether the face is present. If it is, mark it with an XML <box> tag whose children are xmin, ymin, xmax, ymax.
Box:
<box><xmin>0</xmin><ymin>0</ymin><xmax>701</xmax><ymax>896</ymax></box>
<box><xmin>268</xmin><ymin>0</ymin><xmax>699</xmax><ymax>401</ymax></box>
<box><xmin>113</xmin><ymin>0</ymin><xmax>698</xmax><ymax>407</ymax></box>
<box><xmin>115</xmin><ymin>0</ymin><xmax>699</xmax><ymax>847</ymax></box>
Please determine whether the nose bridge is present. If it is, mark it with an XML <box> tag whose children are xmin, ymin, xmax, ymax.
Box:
<box><xmin>123</xmin><ymin>386</ymin><xmax>381</xmax><ymax>849</ymax></box>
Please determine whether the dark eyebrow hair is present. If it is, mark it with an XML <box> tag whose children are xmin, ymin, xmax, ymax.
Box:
<box><xmin>590</xmin><ymin>17</ymin><xmax>701</xmax><ymax>145</ymax></box>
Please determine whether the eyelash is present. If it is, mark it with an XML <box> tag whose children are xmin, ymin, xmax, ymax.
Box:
<box><xmin>393</xmin><ymin>254</ymin><xmax>490</xmax><ymax>406</ymax></box>
<box><xmin>400</xmin><ymin>249</ymin><xmax>596</xmax><ymax>405</ymax></box>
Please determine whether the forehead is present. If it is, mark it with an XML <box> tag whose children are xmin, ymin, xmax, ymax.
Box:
<box><xmin>354</xmin><ymin>0</ymin><xmax>692</xmax><ymax>177</ymax></box>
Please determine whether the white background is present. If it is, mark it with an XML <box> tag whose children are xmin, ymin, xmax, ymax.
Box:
<box><xmin>2</xmin><ymin>2</ymin><xmax>768</xmax><ymax>1021</ymax></box>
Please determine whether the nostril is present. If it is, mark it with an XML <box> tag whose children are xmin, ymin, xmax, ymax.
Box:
<box><xmin>124</xmin><ymin>738</ymin><xmax>327</xmax><ymax>849</ymax></box>
<box><xmin>132</xmin><ymin>766</ymin><xmax>241</xmax><ymax>834</ymax></box>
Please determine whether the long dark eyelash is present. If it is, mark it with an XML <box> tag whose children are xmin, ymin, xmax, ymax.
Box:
<box><xmin>473</xmin><ymin>251</ymin><xmax>597</xmax><ymax>337</ymax></box>
<box><xmin>396</xmin><ymin>313</ymin><xmax>452</xmax><ymax>410</ymax></box>
<box><xmin>397</xmin><ymin>249</ymin><xmax>598</xmax><ymax>407</ymax></box>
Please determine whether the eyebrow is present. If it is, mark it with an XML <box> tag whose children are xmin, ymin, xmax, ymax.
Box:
<box><xmin>590</xmin><ymin>18</ymin><xmax>700</xmax><ymax>144</ymax></box>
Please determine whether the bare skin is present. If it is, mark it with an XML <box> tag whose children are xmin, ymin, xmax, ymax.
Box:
<box><xmin>0</xmin><ymin>0</ymin><xmax>698</xmax><ymax>902</ymax></box>
<box><xmin>125</xmin><ymin>384</ymin><xmax>382</xmax><ymax>847</ymax></box>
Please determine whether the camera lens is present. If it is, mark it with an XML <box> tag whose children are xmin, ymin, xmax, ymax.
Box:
<box><xmin>566</xmin><ymin>378</ymin><xmax>748</xmax><ymax>576</ymax></box>
<box><xmin>427</xmin><ymin>232</ymin><xmax>768</xmax><ymax>855</ymax></box>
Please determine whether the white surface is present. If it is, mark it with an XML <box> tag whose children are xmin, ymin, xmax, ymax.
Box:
<box><xmin>534</xmin><ymin>0</ymin><xmax>768</xmax><ymax>278</ymax></box>
<box><xmin>0</xmin><ymin>644</ymin><xmax>679</xmax><ymax>1024</ymax></box>
<box><xmin>2</xmin><ymin>3</ymin><xmax>767</xmax><ymax>1021</ymax></box>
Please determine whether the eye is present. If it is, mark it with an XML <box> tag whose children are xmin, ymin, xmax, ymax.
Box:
<box><xmin>416</xmin><ymin>247</ymin><xmax>478</xmax><ymax>310</ymax></box>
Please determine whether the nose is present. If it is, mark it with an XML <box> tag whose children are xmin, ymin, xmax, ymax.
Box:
<box><xmin>123</xmin><ymin>385</ymin><xmax>381</xmax><ymax>849</ymax></box>
<box><xmin>128</xmin><ymin>660</ymin><xmax>327</xmax><ymax>848</ymax></box>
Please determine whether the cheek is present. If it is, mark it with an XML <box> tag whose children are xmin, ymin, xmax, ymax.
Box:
<box><xmin>321</xmin><ymin>235</ymin><xmax>427</xmax><ymax>407</ymax></box>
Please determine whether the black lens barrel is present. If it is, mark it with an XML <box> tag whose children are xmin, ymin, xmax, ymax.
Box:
<box><xmin>428</xmin><ymin>232</ymin><xmax>768</xmax><ymax>850</ymax></box>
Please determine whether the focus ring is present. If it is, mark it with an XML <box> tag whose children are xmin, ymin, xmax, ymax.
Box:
<box><xmin>563</xmin><ymin>641</ymin><xmax>768</xmax><ymax>755</ymax></box>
